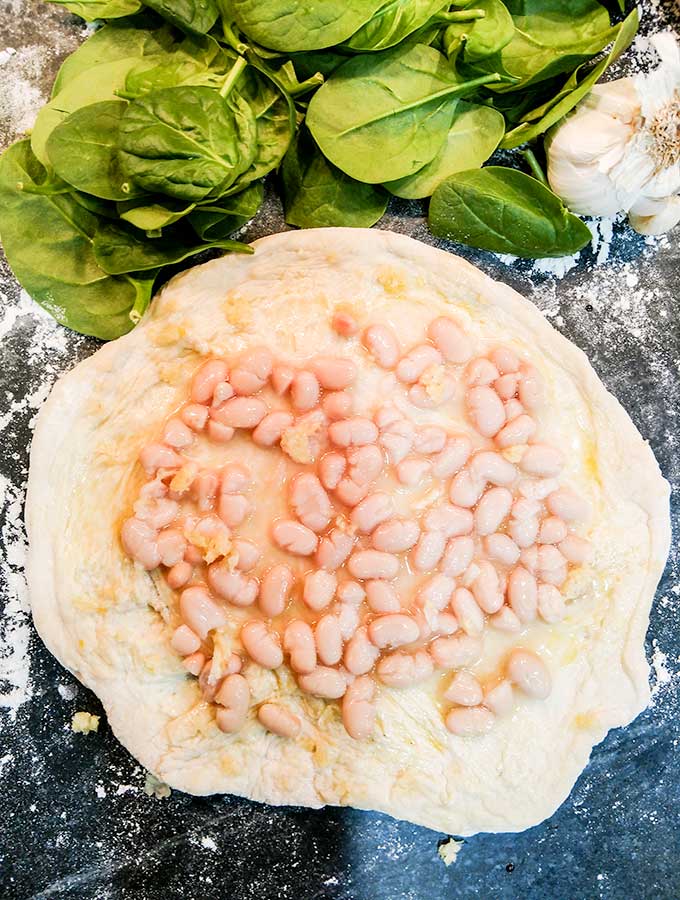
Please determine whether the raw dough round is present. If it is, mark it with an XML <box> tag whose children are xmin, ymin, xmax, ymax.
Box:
<box><xmin>26</xmin><ymin>229</ymin><xmax>671</xmax><ymax>835</ymax></box>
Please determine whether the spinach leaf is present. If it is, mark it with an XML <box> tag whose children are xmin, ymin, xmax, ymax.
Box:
<box><xmin>501</xmin><ymin>8</ymin><xmax>638</xmax><ymax>148</ymax></box>
<box><xmin>46</xmin><ymin>101</ymin><xmax>146</xmax><ymax>202</ymax></box>
<box><xmin>290</xmin><ymin>50</ymin><xmax>349</xmax><ymax>82</ymax></box>
<box><xmin>31</xmin><ymin>57</ymin><xmax>144</xmax><ymax>167</ymax></box>
<box><xmin>188</xmin><ymin>181</ymin><xmax>263</xmax><ymax>239</ymax></box>
<box><xmin>118</xmin><ymin>197</ymin><xmax>197</xmax><ymax>230</ymax></box>
<box><xmin>118</xmin><ymin>84</ymin><xmax>258</xmax><ymax>201</ymax></box>
<box><xmin>443</xmin><ymin>0</ymin><xmax>515</xmax><ymax>62</ymax></box>
<box><xmin>306</xmin><ymin>43</ymin><xmax>500</xmax><ymax>183</ymax></box>
<box><xmin>93</xmin><ymin>221</ymin><xmax>251</xmax><ymax>273</ymax></box>
<box><xmin>429</xmin><ymin>166</ymin><xmax>591</xmax><ymax>257</ymax></box>
<box><xmin>281</xmin><ymin>128</ymin><xmax>388</xmax><ymax>228</ymax></box>
<box><xmin>141</xmin><ymin>0</ymin><xmax>219</xmax><ymax>34</ymax></box>
<box><xmin>343</xmin><ymin>0</ymin><xmax>450</xmax><ymax>53</ymax></box>
<box><xmin>385</xmin><ymin>101</ymin><xmax>504</xmax><ymax>198</ymax></box>
<box><xmin>227</xmin><ymin>0</ymin><xmax>386</xmax><ymax>52</ymax></box>
<box><xmin>122</xmin><ymin>35</ymin><xmax>236</xmax><ymax>98</ymax></box>
<box><xmin>45</xmin><ymin>0</ymin><xmax>141</xmax><ymax>22</ymax></box>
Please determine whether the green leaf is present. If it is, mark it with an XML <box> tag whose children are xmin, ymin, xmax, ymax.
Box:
<box><xmin>118</xmin><ymin>197</ymin><xmax>197</xmax><ymax>230</ymax></box>
<box><xmin>46</xmin><ymin>101</ymin><xmax>146</xmax><ymax>202</ymax></box>
<box><xmin>45</xmin><ymin>0</ymin><xmax>141</xmax><ymax>22</ymax></box>
<box><xmin>118</xmin><ymin>84</ymin><xmax>258</xmax><ymax>201</ymax></box>
<box><xmin>188</xmin><ymin>181</ymin><xmax>263</xmax><ymax>239</ymax></box>
<box><xmin>501</xmin><ymin>7</ymin><xmax>639</xmax><ymax>148</ymax></box>
<box><xmin>385</xmin><ymin>101</ymin><xmax>505</xmax><ymax>198</ymax></box>
<box><xmin>31</xmin><ymin>57</ymin><xmax>144</xmax><ymax>167</ymax></box>
<box><xmin>122</xmin><ymin>34</ymin><xmax>235</xmax><ymax>98</ymax></box>
<box><xmin>429</xmin><ymin>165</ymin><xmax>591</xmax><ymax>258</ymax></box>
<box><xmin>306</xmin><ymin>43</ymin><xmax>500</xmax><ymax>183</ymax></box>
<box><xmin>281</xmin><ymin>128</ymin><xmax>388</xmax><ymax>228</ymax></box>
<box><xmin>443</xmin><ymin>0</ymin><xmax>515</xmax><ymax>62</ymax></box>
<box><xmin>343</xmin><ymin>0</ymin><xmax>450</xmax><ymax>53</ymax></box>
<box><xmin>290</xmin><ymin>50</ymin><xmax>349</xmax><ymax>83</ymax></box>
<box><xmin>92</xmin><ymin>220</ymin><xmax>252</xmax><ymax>274</ymax></box>
<box><xmin>227</xmin><ymin>0</ymin><xmax>386</xmax><ymax>51</ymax></box>
<box><xmin>141</xmin><ymin>0</ymin><xmax>219</xmax><ymax>34</ymax></box>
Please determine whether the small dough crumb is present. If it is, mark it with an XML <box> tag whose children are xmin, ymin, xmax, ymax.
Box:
<box><xmin>438</xmin><ymin>838</ymin><xmax>464</xmax><ymax>866</ymax></box>
<box><xmin>144</xmin><ymin>772</ymin><xmax>171</xmax><ymax>799</ymax></box>
<box><xmin>71</xmin><ymin>711</ymin><xmax>100</xmax><ymax>734</ymax></box>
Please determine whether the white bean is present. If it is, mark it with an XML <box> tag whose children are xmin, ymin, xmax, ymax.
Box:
<box><xmin>259</xmin><ymin>564</ymin><xmax>294</xmax><ymax>617</ymax></box>
<box><xmin>303</xmin><ymin>569</ymin><xmax>337</xmax><ymax>611</ymax></box>
<box><xmin>396</xmin><ymin>344</ymin><xmax>442</xmax><ymax>384</ymax></box>
<box><xmin>430</xmin><ymin>634</ymin><xmax>482</xmax><ymax>669</ymax></box>
<box><xmin>428</xmin><ymin>317</ymin><xmax>471</xmax><ymax>363</ymax></box>
<box><xmin>507</xmin><ymin>566</ymin><xmax>538</xmax><ymax>623</ymax></box>
<box><xmin>472</xmin><ymin>561</ymin><xmax>503</xmax><ymax>614</ymax></box>
<box><xmin>258</xmin><ymin>703</ymin><xmax>301</xmax><ymax>738</ymax></box>
<box><xmin>315</xmin><ymin>528</ymin><xmax>355</xmax><ymax>571</ymax></box>
<box><xmin>449</xmin><ymin>469</ymin><xmax>485</xmax><ymax>507</ymax></box>
<box><xmin>484</xmin><ymin>533</ymin><xmax>520</xmax><ymax>566</ymax></box>
<box><xmin>363</xmin><ymin>324</ymin><xmax>400</xmax><ymax>369</ymax></box>
<box><xmin>283</xmin><ymin>620</ymin><xmax>317</xmax><ymax>674</ymax></box>
<box><xmin>474</xmin><ymin>487</ymin><xmax>513</xmax><ymax>536</ymax></box>
<box><xmin>466</xmin><ymin>358</ymin><xmax>499</xmax><ymax>386</ymax></box>
<box><xmin>470</xmin><ymin>451</ymin><xmax>516</xmax><ymax>486</ymax></box>
<box><xmin>484</xmin><ymin>679</ymin><xmax>514</xmax><ymax>717</ymax></box>
<box><xmin>230</xmin><ymin>346</ymin><xmax>273</xmax><ymax>395</ymax></box>
<box><xmin>537</xmin><ymin>584</ymin><xmax>566</xmax><ymax>623</ymax></box>
<box><xmin>312</xmin><ymin>356</ymin><xmax>357</xmax><ymax>390</ymax></box>
<box><xmin>271</xmin><ymin>520</ymin><xmax>318</xmax><ymax>556</ymax></box>
<box><xmin>413</xmin><ymin>425</ymin><xmax>447</xmax><ymax>454</ymax></box>
<box><xmin>506</xmin><ymin>648</ymin><xmax>551</xmax><ymax>699</ymax></box>
<box><xmin>451</xmin><ymin>588</ymin><xmax>485</xmax><ymax>637</ymax></box>
<box><xmin>315</xmin><ymin>614</ymin><xmax>344</xmax><ymax>665</ymax></box>
<box><xmin>546</xmin><ymin>489</ymin><xmax>590</xmax><ymax>522</ymax></box>
<box><xmin>445</xmin><ymin>671</ymin><xmax>483</xmax><ymax>706</ymax></box>
<box><xmin>417</xmin><ymin>574</ymin><xmax>455</xmax><ymax>611</ymax></box>
<box><xmin>252</xmin><ymin>411</ymin><xmax>294</xmax><ymax>447</ymax></box>
<box><xmin>440</xmin><ymin>535</ymin><xmax>474</xmax><ymax>577</ymax></box>
<box><xmin>431</xmin><ymin>435</ymin><xmax>472</xmax><ymax>479</ymax></box>
<box><xmin>489</xmin><ymin>606</ymin><xmax>521</xmax><ymax>632</ymax></box>
<box><xmin>347</xmin><ymin>550</ymin><xmax>399</xmax><ymax>580</ymax></box>
<box><xmin>538</xmin><ymin>516</ymin><xmax>568</xmax><ymax>544</ymax></box>
<box><xmin>344</xmin><ymin>626</ymin><xmax>380</xmax><ymax>675</ymax></box>
<box><xmin>445</xmin><ymin>706</ymin><xmax>495</xmax><ymax>737</ymax></box>
<box><xmin>289</xmin><ymin>472</ymin><xmax>333</xmax><ymax>533</ymax></box>
<box><xmin>291</xmin><ymin>370</ymin><xmax>320</xmax><ymax>411</ymax></box>
<box><xmin>215</xmin><ymin>674</ymin><xmax>250</xmax><ymax>734</ymax></box>
<box><xmin>351</xmin><ymin>492</ymin><xmax>394</xmax><ymax>534</ymax></box>
<box><xmin>376</xmin><ymin>649</ymin><xmax>433</xmax><ymax>687</ymax></box>
<box><xmin>423</xmin><ymin>503</ymin><xmax>473</xmax><ymax>537</ymax></box>
<box><xmin>368</xmin><ymin>614</ymin><xmax>419</xmax><ymax>649</ymax></box>
<box><xmin>520</xmin><ymin>444</ymin><xmax>564</xmax><ymax>477</ymax></box>
<box><xmin>329</xmin><ymin>417</ymin><xmax>378</xmax><ymax>447</ymax></box>
<box><xmin>298</xmin><ymin>666</ymin><xmax>347</xmax><ymax>699</ymax></box>
<box><xmin>365</xmin><ymin>580</ymin><xmax>401</xmax><ymax>613</ymax></box>
<box><xmin>495</xmin><ymin>414</ymin><xmax>536</xmax><ymax>448</ymax></box>
<box><xmin>241</xmin><ymin>620</ymin><xmax>283</xmax><ymax>669</ymax></box>
<box><xmin>371</xmin><ymin>518</ymin><xmax>420</xmax><ymax>553</ymax></box>
<box><xmin>411</xmin><ymin>531</ymin><xmax>446</xmax><ymax>572</ymax></box>
<box><xmin>466</xmin><ymin>386</ymin><xmax>505</xmax><ymax>437</ymax></box>
<box><xmin>558</xmin><ymin>534</ymin><xmax>591</xmax><ymax>564</ymax></box>
<box><xmin>319</xmin><ymin>452</ymin><xmax>346</xmax><ymax>491</ymax></box>
<box><xmin>179</xmin><ymin>586</ymin><xmax>227</xmax><ymax>640</ymax></box>
<box><xmin>342</xmin><ymin>675</ymin><xmax>376</xmax><ymax>740</ymax></box>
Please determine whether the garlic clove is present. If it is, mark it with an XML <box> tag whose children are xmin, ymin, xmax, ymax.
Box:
<box><xmin>629</xmin><ymin>195</ymin><xmax>680</xmax><ymax>235</ymax></box>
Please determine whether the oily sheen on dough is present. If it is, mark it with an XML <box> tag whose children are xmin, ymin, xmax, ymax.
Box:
<box><xmin>26</xmin><ymin>229</ymin><xmax>671</xmax><ymax>835</ymax></box>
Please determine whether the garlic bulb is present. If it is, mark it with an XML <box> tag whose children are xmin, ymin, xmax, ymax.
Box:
<box><xmin>546</xmin><ymin>32</ymin><xmax>680</xmax><ymax>235</ymax></box>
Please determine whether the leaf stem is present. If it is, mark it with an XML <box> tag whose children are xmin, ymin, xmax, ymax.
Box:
<box><xmin>438</xmin><ymin>8</ymin><xmax>486</xmax><ymax>22</ymax></box>
<box><xmin>287</xmin><ymin>72</ymin><xmax>325</xmax><ymax>97</ymax></box>
<box><xmin>126</xmin><ymin>274</ymin><xmax>155</xmax><ymax>324</ymax></box>
<box><xmin>219</xmin><ymin>55</ymin><xmax>248</xmax><ymax>98</ymax></box>
<box><xmin>521</xmin><ymin>149</ymin><xmax>549</xmax><ymax>187</ymax></box>
<box><xmin>220</xmin><ymin>20</ymin><xmax>249</xmax><ymax>56</ymax></box>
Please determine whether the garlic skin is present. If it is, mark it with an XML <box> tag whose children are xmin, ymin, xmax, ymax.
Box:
<box><xmin>546</xmin><ymin>32</ymin><xmax>680</xmax><ymax>235</ymax></box>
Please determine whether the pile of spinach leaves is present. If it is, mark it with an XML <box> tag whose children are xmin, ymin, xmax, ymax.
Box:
<box><xmin>0</xmin><ymin>0</ymin><xmax>638</xmax><ymax>338</ymax></box>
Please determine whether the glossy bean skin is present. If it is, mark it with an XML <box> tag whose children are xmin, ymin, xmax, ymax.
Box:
<box><xmin>466</xmin><ymin>358</ymin><xmax>499</xmax><ymax>386</ymax></box>
<box><xmin>396</xmin><ymin>344</ymin><xmax>443</xmax><ymax>384</ymax></box>
<box><xmin>546</xmin><ymin>489</ymin><xmax>590</xmax><ymax>522</ymax></box>
<box><xmin>449</xmin><ymin>469</ymin><xmax>485</xmax><ymax>508</ymax></box>
<box><xmin>466</xmin><ymin>386</ymin><xmax>505</xmax><ymax>437</ymax></box>
<box><xmin>484</xmin><ymin>679</ymin><xmax>514</xmax><ymax>717</ymax></box>
<box><xmin>180</xmin><ymin>586</ymin><xmax>227</xmax><ymax>640</ymax></box>
<box><xmin>215</xmin><ymin>674</ymin><xmax>250</xmax><ymax>734</ymax></box>
<box><xmin>342</xmin><ymin>675</ymin><xmax>375</xmax><ymax>740</ymax></box>
<box><xmin>283</xmin><ymin>620</ymin><xmax>317</xmax><ymax>674</ymax></box>
<box><xmin>298</xmin><ymin>666</ymin><xmax>347</xmax><ymax>699</ymax></box>
<box><xmin>167</xmin><ymin>560</ymin><xmax>192</xmax><ymax>589</ymax></box>
<box><xmin>207</xmin><ymin>420</ymin><xmax>234</xmax><ymax>443</ymax></box>
<box><xmin>507</xmin><ymin>566</ymin><xmax>538</xmax><ymax>623</ymax></box>
<box><xmin>259</xmin><ymin>564</ymin><xmax>294</xmax><ymax>617</ymax></box>
<box><xmin>291</xmin><ymin>370</ymin><xmax>321</xmax><ymax>411</ymax></box>
<box><xmin>191</xmin><ymin>359</ymin><xmax>227</xmax><ymax>403</ymax></box>
<box><xmin>346</xmin><ymin>444</ymin><xmax>384</xmax><ymax>486</ymax></box>
<box><xmin>312</xmin><ymin>356</ymin><xmax>357</xmax><ymax>390</ymax></box>
<box><xmin>258</xmin><ymin>703</ymin><xmax>301</xmax><ymax>738</ymax></box>
<box><xmin>347</xmin><ymin>550</ymin><xmax>399</xmax><ymax>581</ymax></box>
<box><xmin>518</xmin><ymin>364</ymin><xmax>543</xmax><ymax>410</ymax></box>
<box><xmin>157</xmin><ymin>529</ymin><xmax>186</xmax><ymax>568</ymax></box>
<box><xmin>558</xmin><ymin>534</ymin><xmax>591</xmax><ymax>564</ymax></box>
<box><xmin>121</xmin><ymin>517</ymin><xmax>160</xmax><ymax>570</ymax></box>
<box><xmin>241</xmin><ymin>620</ymin><xmax>283</xmax><ymax>669</ymax></box>
<box><xmin>271</xmin><ymin>519</ymin><xmax>318</xmax><ymax>556</ymax></box>
<box><xmin>411</xmin><ymin>531</ymin><xmax>446</xmax><ymax>572</ymax></box>
<box><xmin>445</xmin><ymin>706</ymin><xmax>494</xmax><ymax>737</ymax></box>
<box><xmin>368</xmin><ymin>614</ymin><xmax>419</xmax><ymax>649</ymax></box>
<box><xmin>344</xmin><ymin>626</ymin><xmax>380</xmax><ymax>675</ymax></box>
<box><xmin>376</xmin><ymin>649</ymin><xmax>433</xmax><ymax>687</ymax></box>
<box><xmin>396</xmin><ymin>457</ymin><xmax>431</xmax><ymax>486</ymax></box>
<box><xmin>365</xmin><ymin>580</ymin><xmax>401</xmax><ymax>613</ymax></box>
<box><xmin>351</xmin><ymin>492</ymin><xmax>394</xmax><ymax>534</ymax></box>
<box><xmin>537</xmin><ymin>583</ymin><xmax>566</xmax><ymax>623</ymax></box>
<box><xmin>431</xmin><ymin>435</ymin><xmax>472</xmax><ymax>479</ymax></box>
<box><xmin>371</xmin><ymin>518</ymin><xmax>420</xmax><ymax>553</ymax></box>
<box><xmin>329</xmin><ymin>417</ymin><xmax>379</xmax><ymax>447</ymax></box>
<box><xmin>423</xmin><ymin>503</ymin><xmax>473</xmax><ymax>537</ymax></box>
<box><xmin>322</xmin><ymin>391</ymin><xmax>353</xmax><ymax>421</ymax></box>
<box><xmin>163</xmin><ymin>417</ymin><xmax>194</xmax><ymax>449</ymax></box>
<box><xmin>520</xmin><ymin>444</ymin><xmax>564</xmax><ymax>477</ymax></box>
<box><xmin>484</xmin><ymin>533</ymin><xmax>520</xmax><ymax>566</ymax></box>
<box><xmin>428</xmin><ymin>317</ymin><xmax>470</xmax><ymax>363</ymax></box>
<box><xmin>440</xmin><ymin>536</ymin><xmax>474</xmax><ymax>577</ymax></box>
<box><xmin>363</xmin><ymin>324</ymin><xmax>400</xmax><ymax>369</ymax></box>
<box><xmin>319</xmin><ymin>452</ymin><xmax>346</xmax><ymax>490</ymax></box>
<box><xmin>212</xmin><ymin>396</ymin><xmax>267</xmax><ymax>429</ymax></box>
<box><xmin>253</xmin><ymin>411</ymin><xmax>294</xmax><ymax>447</ymax></box>
<box><xmin>445</xmin><ymin>671</ymin><xmax>483</xmax><ymax>706</ymax></box>
<box><xmin>171</xmin><ymin>624</ymin><xmax>200</xmax><ymax>656</ymax></box>
<box><xmin>489</xmin><ymin>606</ymin><xmax>521</xmax><ymax>632</ymax></box>
<box><xmin>451</xmin><ymin>588</ymin><xmax>485</xmax><ymax>637</ymax></box>
<box><xmin>303</xmin><ymin>569</ymin><xmax>337</xmax><ymax>611</ymax></box>
<box><xmin>315</xmin><ymin>614</ymin><xmax>344</xmax><ymax>666</ymax></box>
<box><xmin>181</xmin><ymin>403</ymin><xmax>209</xmax><ymax>432</ymax></box>
<box><xmin>506</xmin><ymin>648</ymin><xmax>551</xmax><ymax>699</ymax></box>
<box><xmin>289</xmin><ymin>473</ymin><xmax>333</xmax><ymax>533</ymax></box>
<box><xmin>430</xmin><ymin>634</ymin><xmax>482</xmax><ymax>669</ymax></box>
<box><xmin>496</xmin><ymin>414</ymin><xmax>536</xmax><ymax>448</ymax></box>
<box><xmin>417</xmin><ymin>574</ymin><xmax>455</xmax><ymax>612</ymax></box>
<box><xmin>271</xmin><ymin>364</ymin><xmax>294</xmax><ymax>395</ymax></box>
<box><xmin>139</xmin><ymin>443</ymin><xmax>183</xmax><ymax>475</ymax></box>
<box><xmin>474</xmin><ymin>487</ymin><xmax>513</xmax><ymax>536</ymax></box>
<box><xmin>230</xmin><ymin>346</ymin><xmax>273</xmax><ymax>395</ymax></box>
<box><xmin>413</xmin><ymin>425</ymin><xmax>447</xmax><ymax>455</ymax></box>
<box><xmin>315</xmin><ymin>528</ymin><xmax>355</xmax><ymax>571</ymax></box>
<box><xmin>538</xmin><ymin>516</ymin><xmax>568</xmax><ymax>544</ymax></box>
<box><xmin>472</xmin><ymin>561</ymin><xmax>504</xmax><ymax>614</ymax></box>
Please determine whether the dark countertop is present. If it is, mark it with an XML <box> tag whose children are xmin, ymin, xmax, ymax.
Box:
<box><xmin>1</xmin><ymin>3</ymin><xmax>679</xmax><ymax>898</ymax></box>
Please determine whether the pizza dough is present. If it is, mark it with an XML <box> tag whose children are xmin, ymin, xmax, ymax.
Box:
<box><xmin>26</xmin><ymin>229</ymin><xmax>670</xmax><ymax>835</ymax></box>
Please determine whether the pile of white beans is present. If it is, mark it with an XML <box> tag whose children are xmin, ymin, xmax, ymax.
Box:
<box><xmin>121</xmin><ymin>312</ymin><xmax>591</xmax><ymax>741</ymax></box>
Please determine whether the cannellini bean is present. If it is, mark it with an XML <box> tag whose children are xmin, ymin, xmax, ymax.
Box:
<box><xmin>495</xmin><ymin>414</ymin><xmax>536</xmax><ymax>448</ymax></box>
<box><xmin>411</xmin><ymin>531</ymin><xmax>446</xmax><ymax>572</ymax></box>
<box><xmin>192</xmin><ymin>470</ymin><xmax>219</xmax><ymax>512</ymax></box>
<box><xmin>445</xmin><ymin>706</ymin><xmax>494</xmax><ymax>737</ymax></box>
<box><xmin>289</xmin><ymin>473</ymin><xmax>333</xmax><ymax>533</ymax></box>
<box><xmin>252</xmin><ymin>411</ymin><xmax>294</xmax><ymax>447</ymax></box>
<box><xmin>241</xmin><ymin>620</ymin><xmax>283</xmax><ymax>669</ymax></box>
<box><xmin>377</xmin><ymin>649</ymin><xmax>433</xmax><ymax>687</ymax></box>
<box><xmin>449</xmin><ymin>469</ymin><xmax>485</xmax><ymax>507</ymax></box>
<box><xmin>271</xmin><ymin>363</ymin><xmax>295</xmax><ymax>395</ymax></box>
<box><xmin>518</xmin><ymin>477</ymin><xmax>558</xmax><ymax>500</ymax></box>
<box><xmin>259</xmin><ymin>564</ymin><xmax>294</xmax><ymax>617</ymax></box>
<box><xmin>512</xmin><ymin>497</ymin><xmax>541</xmax><ymax>519</ymax></box>
<box><xmin>344</xmin><ymin>626</ymin><xmax>380</xmax><ymax>675</ymax></box>
<box><xmin>365</xmin><ymin>580</ymin><xmax>401</xmax><ymax>613</ymax></box>
<box><xmin>507</xmin><ymin>566</ymin><xmax>538</xmax><ymax>623</ymax></box>
<box><xmin>435</xmin><ymin>611</ymin><xmax>459</xmax><ymax>636</ymax></box>
<box><xmin>466</xmin><ymin>386</ymin><xmax>505</xmax><ymax>437</ymax></box>
<box><xmin>378</xmin><ymin>417</ymin><xmax>414</xmax><ymax>465</ymax></box>
<box><xmin>506</xmin><ymin>648</ymin><xmax>551</xmax><ymax>699</ymax></box>
<box><xmin>440</xmin><ymin>536</ymin><xmax>474</xmax><ymax>577</ymax></box>
<box><xmin>139</xmin><ymin>443</ymin><xmax>183</xmax><ymax>475</ymax></box>
<box><xmin>336</xmin><ymin>580</ymin><xmax>365</xmax><ymax>606</ymax></box>
<box><xmin>518</xmin><ymin>364</ymin><xmax>543</xmax><ymax>410</ymax></box>
<box><xmin>466</xmin><ymin>357</ymin><xmax>499</xmax><ymax>386</ymax></box>
<box><xmin>322</xmin><ymin>391</ymin><xmax>353</xmax><ymax>421</ymax></box>
<box><xmin>504</xmin><ymin>399</ymin><xmax>524</xmax><ymax>422</ymax></box>
<box><xmin>520</xmin><ymin>545</ymin><xmax>539</xmax><ymax>573</ymax></box>
<box><xmin>431</xmin><ymin>435</ymin><xmax>472</xmax><ymax>479</ymax></box>
<box><xmin>346</xmin><ymin>444</ymin><xmax>384</xmax><ymax>485</ymax></box>
<box><xmin>489</xmin><ymin>606</ymin><xmax>521</xmax><ymax>632</ymax></box>
<box><xmin>212</xmin><ymin>381</ymin><xmax>234</xmax><ymax>407</ymax></box>
<box><xmin>371</xmin><ymin>518</ymin><xmax>420</xmax><ymax>553</ymax></box>
<box><xmin>413</xmin><ymin>425</ymin><xmax>447</xmax><ymax>455</ymax></box>
<box><xmin>214</xmin><ymin>674</ymin><xmax>250</xmax><ymax>734</ymax></box>
<box><xmin>212</xmin><ymin>396</ymin><xmax>267</xmax><ymax>429</ymax></box>
<box><xmin>167</xmin><ymin>560</ymin><xmax>192</xmax><ymax>590</ymax></box>
<box><xmin>121</xmin><ymin>517</ymin><xmax>160</xmax><ymax>570</ymax></box>
<box><xmin>207</xmin><ymin>563</ymin><xmax>258</xmax><ymax>607</ymax></box>
<box><xmin>430</xmin><ymin>634</ymin><xmax>482</xmax><ymax>669</ymax></box>
<box><xmin>424</xmin><ymin>503</ymin><xmax>472</xmax><ymax>537</ymax></box>
<box><xmin>218</xmin><ymin>493</ymin><xmax>251</xmax><ymax>528</ymax></box>
<box><xmin>329</xmin><ymin>417</ymin><xmax>378</xmax><ymax>447</ymax></box>
<box><xmin>298</xmin><ymin>666</ymin><xmax>347</xmax><ymax>699</ymax></box>
<box><xmin>136</xmin><ymin>497</ymin><xmax>178</xmax><ymax>530</ymax></box>
<box><xmin>184</xmin><ymin>651</ymin><xmax>205</xmax><ymax>676</ymax></box>
<box><xmin>332</xmin><ymin>311</ymin><xmax>359</xmax><ymax>337</ymax></box>
<box><xmin>315</xmin><ymin>528</ymin><xmax>354</xmax><ymax>571</ymax></box>
<box><xmin>363</xmin><ymin>324</ymin><xmax>400</xmax><ymax>368</ymax></box>
<box><xmin>520</xmin><ymin>444</ymin><xmax>564</xmax><ymax>477</ymax></box>
<box><xmin>184</xmin><ymin>544</ymin><xmax>204</xmax><ymax>565</ymax></box>
<box><xmin>191</xmin><ymin>359</ymin><xmax>228</xmax><ymax>403</ymax></box>
<box><xmin>351</xmin><ymin>492</ymin><xmax>394</xmax><ymax>534</ymax></box>
<box><xmin>409</xmin><ymin>376</ymin><xmax>455</xmax><ymax>409</ymax></box>
<box><xmin>470</xmin><ymin>451</ymin><xmax>516</xmax><ymax>486</ymax></box>
<box><xmin>509</xmin><ymin>516</ymin><xmax>540</xmax><ymax>548</ymax></box>
<box><xmin>474</xmin><ymin>487</ymin><xmax>513</xmax><ymax>536</ymax></box>
<box><xmin>163</xmin><ymin>417</ymin><xmax>193</xmax><ymax>449</ymax></box>
<box><xmin>428</xmin><ymin>316</ymin><xmax>471</xmax><ymax>363</ymax></box>
<box><xmin>396</xmin><ymin>457</ymin><xmax>431</xmax><ymax>486</ymax></box>
<box><xmin>374</xmin><ymin>404</ymin><xmax>401</xmax><ymax>429</ymax></box>
<box><xmin>445</xmin><ymin>671</ymin><xmax>483</xmax><ymax>706</ymax></box>
<box><xmin>180</xmin><ymin>586</ymin><xmax>227</xmax><ymax>640</ymax></box>
<box><xmin>484</xmin><ymin>533</ymin><xmax>520</xmax><ymax>566</ymax></box>
<box><xmin>417</xmin><ymin>574</ymin><xmax>455</xmax><ymax>611</ymax></box>
<box><xmin>291</xmin><ymin>370</ymin><xmax>321</xmax><ymax>411</ymax></box>
<box><xmin>207</xmin><ymin>420</ymin><xmax>234</xmax><ymax>443</ymax></box>
<box><xmin>494</xmin><ymin>373</ymin><xmax>520</xmax><ymax>401</ymax></box>
<box><xmin>472</xmin><ymin>561</ymin><xmax>504</xmax><ymax>614</ymax></box>
<box><xmin>271</xmin><ymin>520</ymin><xmax>318</xmax><ymax>556</ymax></box>
<box><xmin>451</xmin><ymin>588</ymin><xmax>485</xmax><ymax>637</ymax></box>
<box><xmin>233</xmin><ymin>538</ymin><xmax>261</xmax><ymax>572</ymax></box>
<box><xmin>538</xmin><ymin>516</ymin><xmax>568</xmax><ymax>544</ymax></box>
<box><xmin>283</xmin><ymin>620</ymin><xmax>317</xmax><ymax>674</ymax></box>
<box><xmin>315</xmin><ymin>615</ymin><xmax>344</xmax><ymax>665</ymax></box>
<box><xmin>157</xmin><ymin>529</ymin><xmax>186</xmax><ymax>567</ymax></box>
<box><xmin>490</xmin><ymin>346</ymin><xmax>520</xmax><ymax>374</ymax></box>
<box><xmin>396</xmin><ymin>344</ymin><xmax>443</xmax><ymax>384</ymax></box>
<box><xmin>558</xmin><ymin>534</ymin><xmax>591</xmax><ymax>564</ymax></box>
<box><xmin>230</xmin><ymin>347</ymin><xmax>273</xmax><ymax>395</ymax></box>
<box><xmin>337</xmin><ymin>603</ymin><xmax>360</xmax><ymax>641</ymax></box>
<box><xmin>180</xmin><ymin>403</ymin><xmax>209</xmax><ymax>431</ymax></box>
<box><xmin>319</xmin><ymin>452</ymin><xmax>346</xmax><ymax>491</ymax></box>
<box><xmin>537</xmin><ymin>544</ymin><xmax>567</xmax><ymax>574</ymax></box>
<box><xmin>368</xmin><ymin>614</ymin><xmax>419</xmax><ymax>649</ymax></box>
<box><xmin>347</xmin><ymin>550</ymin><xmax>399</xmax><ymax>580</ymax></box>
<box><xmin>537</xmin><ymin>584</ymin><xmax>566</xmax><ymax>623</ymax></box>
<box><xmin>303</xmin><ymin>569</ymin><xmax>337</xmax><ymax>612</ymax></box>
<box><xmin>258</xmin><ymin>703</ymin><xmax>301</xmax><ymax>738</ymax></box>
<box><xmin>171</xmin><ymin>624</ymin><xmax>201</xmax><ymax>656</ymax></box>
<box><xmin>484</xmin><ymin>679</ymin><xmax>514</xmax><ymax>716</ymax></box>
<box><xmin>546</xmin><ymin>489</ymin><xmax>590</xmax><ymax>522</ymax></box>
<box><xmin>342</xmin><ymin>675</ymin><xmax>375</xmax><ymax>740</ymax></box>
<box><xmin>335</xmin><ymin>477</ymin><xmax>369</xmax><ymax>507</ymax></box>
<box><xmin>312</xmin><ymin>356</ymin><xmax>357</xmax><ymax>390</ymax></box>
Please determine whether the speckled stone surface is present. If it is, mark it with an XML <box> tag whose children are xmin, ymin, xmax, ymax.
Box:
<box><xmin>1</xmin><ymin>4</ymin><xmax>679</xmax><ymax>899</ymax></box>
